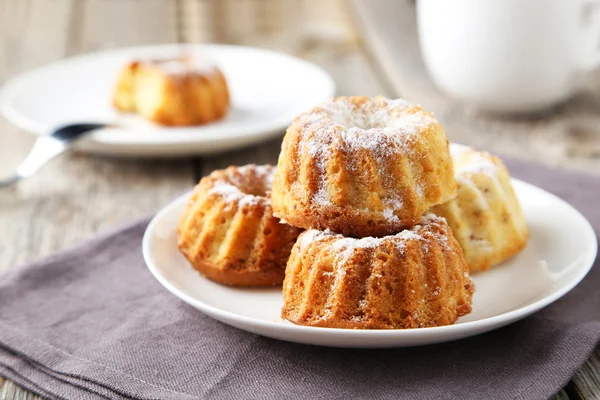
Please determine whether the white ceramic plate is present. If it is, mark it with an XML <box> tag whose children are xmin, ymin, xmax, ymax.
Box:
<box><xmin>0</xmin><ymin>44</ymin><xmax>335</xmax><ymax>156</ymax></box>
<box><xmin>143</xmin><ymin>180</ymin><xmax>597</xmax><ymax>348</ymax></box>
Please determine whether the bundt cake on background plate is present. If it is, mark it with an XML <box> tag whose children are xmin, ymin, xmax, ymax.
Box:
<box><xmin>0</xmin><ymin>43</ymin><xmax>336</xmax><ymax>156</ymax></box>
<box><xmin>271</xmin><ymin>96</ymin><xmax>457</xmax><ymax>237</ymax></box>
<box><xmin>113</xmin><ymin>56</ymin><xmax>230</xmax><ymax>126</ymax></box>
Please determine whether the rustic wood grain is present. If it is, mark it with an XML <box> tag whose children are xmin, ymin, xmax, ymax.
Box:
<box><xmin>0</xmin><ymin>3</ymin><xmax>77</xmax><ymax>397</ymax></box>
<box><xmin>0</xmin><ymin>379</ymin><xmax>41</xmax><ymax>400</ymax></box>
<box><xmin>0</xmin><ymin>0</ymin><xmax>194</xmax><ymax>273</ymax></box>
<box><xmin>349</xmin><ymin>0</ymin><xmax>600</xmax><ymax>175</ymax></box>
<box><xmin>555</xmin><ymin>389</ymin><xmax>573</xmax><ymax>400</ymax></box>
<box><xmin>0</xmin><ymin>0</ymin><xmax>194</xmax><ymax>398</ymax></box>
<box><xmin>179</xmin><ymin>0</ymin><xmax>356</xmax><ymax>52</ymax></box>
<box><xmin>568</xmin><ymin>348</ymin><xmax>600</xmax><ymax>399</ymax></box>
<box><xmin>0</xmin><ymin>0</ymin><xmax>72</xmax><ymax>182</ymax></box>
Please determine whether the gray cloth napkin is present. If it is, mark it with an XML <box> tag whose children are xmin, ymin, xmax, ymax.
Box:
<box><xmin>0</xmin><ymin>158</ymin><xmax>599</xmax><ymax>400</ymax></box>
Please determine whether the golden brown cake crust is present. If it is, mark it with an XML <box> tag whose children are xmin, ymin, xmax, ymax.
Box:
<box><xmin>281</xmin><ymin>214</ymin><xmax>474</xmax><ymax>329</ymax></box>
<box><xmin>177</xmin><ymin>165</ymin><xmax>302</xmax><ymax>287</ymax></box>
<box><xmin>431</xmin><ymin>144</ymin><xmax>529</xmax><ymax>273</ymax></box>
<box><xmin>113</xmin><ymin>57</ymin><xmax>229</xmax><ymax>126</ymax></box>
<box><xmin>271</xmin><ymin>96</ymin><xmax>457</xmax><ymax>237</ymax></box>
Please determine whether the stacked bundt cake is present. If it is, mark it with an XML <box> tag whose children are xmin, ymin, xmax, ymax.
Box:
<box><xmin>177</xmin><ymin>165</ymin><xmax>301</xmax><ymax>286</ymax></box>
<box><xmin>176</xmin><ymin>95</ymin><xmax>529</xmax><ymax>331</ymax></box>
<box><xmin>271</xmin><ymin>96</ymin><xmax>457</xmax><ymax>237</ymax></box>
<box><xmin>281</xmin><ymin>214</ymin><xmax>474</xmax><ymax>329</ymax></box>
<box><xmin>272</xmin><ymin>96</ymin><xmax>475</xmax><ymax>329</ymax></box>
<box><xmin>431</xmin><ymin>144</ymin><xmax>529</xmax><ymax>273</ymax></box>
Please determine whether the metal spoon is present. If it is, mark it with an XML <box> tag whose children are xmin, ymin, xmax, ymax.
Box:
<box><xmin>0</xmin><ymin>123</ymin><xmax>105</xmax><ymax>188</ymax></box>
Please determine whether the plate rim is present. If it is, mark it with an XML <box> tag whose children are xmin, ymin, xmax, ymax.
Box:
<box><xmin>0</xmin><ymin>43</ymin><xmax>336</xmax><ymax>150</ymax></box>
<box><xmin>142</xmin><ymin>178</ymin><xmax>597</xmax><ymax>345</ymax></box>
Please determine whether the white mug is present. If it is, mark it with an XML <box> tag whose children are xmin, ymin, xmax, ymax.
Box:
<box><xmin>417</xmin><ymin>0</ymin><xmax>600</xmax><ymax>113</ymax></box>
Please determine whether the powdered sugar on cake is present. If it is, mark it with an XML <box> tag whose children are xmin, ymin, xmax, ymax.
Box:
<box><xmin>302</xmin><ymin>132</ymin><xmax>332</xmax><ymax>206</ymax></box>
<box><xmin>382</xmin><ymin>197</ymin><xmax>403</xmax><ymax>223</ymax></box>
<box><xmin>299</xmin><ymin>214</ymin><xmax>452</xmax><ymax>262</ymax></box>
<box><xmin>321</xmin><ymin>97</ymin><xmax>414</xmax><ymax>130</ymax></box>
<box><xmin>208</xmin><ymin>165</ymin><xmax>273</xmax><ymax>207</ymax></box>
<box><xmin>208</xmin><ymin>181</ymin><xmax>265</xmax><ymax>207</ymax></box>
<box><xmin>382</xmin><ymin>208</ymin><xmax>396</xmax><ymax>222</ymax></box>
<box><xmin>290</xmin><ymin>211</ymin><xmax>469</xmax><ymax>326</ymax></box>
<box><xmin>298</xmin><ymin>229</ymin><xmax>333</xmax><ymax>250</ymax></box>
<box><xmin>332</xmin><ymin>235</ymin><xmax>381</xmax><ymax>263</ymax></box>
<box><xmin>297</xmin><ymin>97</ymin><xmax>436</xmax><ymax>211</ymax></box>
<box><xmin>450</xmin><ymin>143</ymin><xmax>498</xmax><ymax>178</ymax></box>
<box><xmin>235</xmin><ymin>164</ymin><xmax>275</xmax><ymax>189</ymax></box>
<box><xmin>449</xmin><ymin>143</ymin><xmax>472</xmax><ymax>159</ymax></box>
<box><xmin>335</xmin><ymin>112</ymin><xmax>434</xmax><ymax>156</ymax></box>
<box><xmin>138</xmin><ymin>56</ymin><xmax>218</xmax><ymax>76</ymax></box>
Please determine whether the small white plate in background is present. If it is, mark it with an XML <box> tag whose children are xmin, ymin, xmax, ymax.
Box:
<box><xmin>0</xmin><ymin>44</ymin><xmax>335</xmax><ymax>156</ymax></box>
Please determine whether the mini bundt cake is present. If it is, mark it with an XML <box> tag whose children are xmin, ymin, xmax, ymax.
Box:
<box><xmin>177</xmin><ymin>164</ymin><xmax>302</xmax><ymax>286</ymax></box>
<box><xmin>281</xmin><ymin>214</ymin><xmax>474</xmax><ymax>329</ymax></box>
<box><xmin>431</xmin><ymin>144</ymin><xmax>529</xmax><ymax>273</ymax></box>
<box><xmin>271</xmin><ymin>96</ymin><xmax>457</xmax><ymax>237</ymax></box>
<box><xmin>113</xmin><ymin>56</ymin><xmax>229</xmax><ymax>126</ymax></box>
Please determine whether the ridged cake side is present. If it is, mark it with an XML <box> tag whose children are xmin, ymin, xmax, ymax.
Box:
<box><xmin>113</xmin><ymin>58</ymin><xmax>230</xmax><ymax>126</ymax></box>
<box><xmin>271</xmin><ymin>96</ymin><xmax>457</xmax><ymax>237</ymax></box>
<box><xmin>177</xmin><ymin>165</ymin><xmax>302</xmax><ymax>286</ymax></box>
<box><xmin>431</xmin><ymin>144</ymin><xmax>529</xmax><ymax>273</ymax></box>
<box><xmin>281</xmin><ymin>214</ymin><xmax>474</xmax><ymax>329</ymax></box>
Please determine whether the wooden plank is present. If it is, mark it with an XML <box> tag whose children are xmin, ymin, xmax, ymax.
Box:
<box><xmin>568</xmin><ymin>348</ymin><xmax>600</xmax><ymax>399</ymax></box>
<box><xmin>0</xmin><ymin>0</ymin><xmax>74</xmax><ymax>183</ymax></box>
<box><xmin>178</xmin><ymin>0</ymin><xmax>215</xmax><ymax>43</ymax></box>
<box><xmin>349</xmin><ymin>0</ymin><xmax>600</xmax><ymax>174</ymax></box>
<box><xmin>0</xmin><ymin>378</ymin><xmax>41</xmax><ymax>400</ymax></box>
<box><xmin>76</xmin><ymin>0</ymin><xmax>179</xmax><ymax>51</ymax></box>
<box><xmin>0</xmin><ymin>0</ymin><xmax>194</xmax><ymax>271</ymax></box>
<box><xmin>553</xmin><ymin>389</ymin><xmax>572</xmax><ymax>400</ymax></box>
<box><xmin>180</xmin><ymin>0</ymin><xmax>356</xmax><ymax>48</ymax></box>
<box><xmin>0</xmin><ymin>0</ymin><xmax>193</xmax><ymax>398</ymax></box>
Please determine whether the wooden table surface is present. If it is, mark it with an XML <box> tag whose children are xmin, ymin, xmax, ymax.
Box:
<box><xmin>0</xmin><ymin>1</ymin><xmax>598</xmax><ymax>399</ymax></box>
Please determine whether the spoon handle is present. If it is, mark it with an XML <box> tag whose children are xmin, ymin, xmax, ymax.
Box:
<box><xmin>0</xmin><ymin>123</ymin><xmax>105</xmax><ymax>188</ymax></box>
<box><xmin>0</xmin><ymin>175</ymin><xmax>21</xmax><ymax>188</ymax></box>
<box><xmin>0</xmin><ymin>136</ymin><xmax>68</xmax><ymax>188</ymax></box>
<box><xmin>16</xmin><ymin>136</ymin><xmax>69</xmax><ymax>178</ymax></box>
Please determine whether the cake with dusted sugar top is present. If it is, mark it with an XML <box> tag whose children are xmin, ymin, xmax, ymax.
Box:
<box><xmin>281</xmin><ymin>214</ymin><xmax>474</xmax><ymax>329</ymax></box>
<box><xmin>177</xmin><ymin>164</ymin><xmax>302</xmax><ymax>287</ymax></box>
<box><xmin>270</xmin><ymin>96</ymin><xmax>457</xmax><ymax>237</ymax></box>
